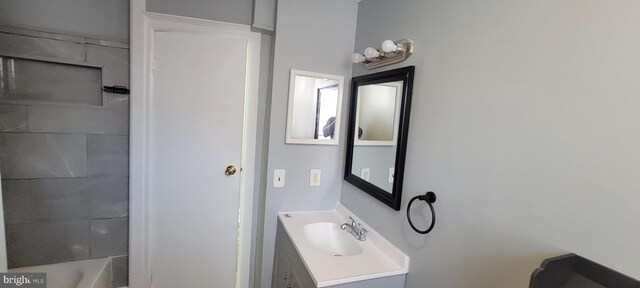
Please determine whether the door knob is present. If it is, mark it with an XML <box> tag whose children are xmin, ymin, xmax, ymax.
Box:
<box><xmin>225</xmin><ymin>165</ymin><xmax>237</xmax><ymax>175</ymax></box>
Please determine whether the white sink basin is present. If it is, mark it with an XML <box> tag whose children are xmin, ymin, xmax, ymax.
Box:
<box><xmin>278</xmin><ymin>203</ymin><xmax>409</xmax><ymax>287</ymax></box>
<box><xmin>303</xmin><ymin>222</ymin><xmax>363</xmax><ymax>256</ymax></box>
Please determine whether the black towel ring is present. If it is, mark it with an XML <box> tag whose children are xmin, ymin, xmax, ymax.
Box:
<box><xmin>407</xmin><ymin>191</ymin><xmax>437</xmax><ymax>234</ymax></box>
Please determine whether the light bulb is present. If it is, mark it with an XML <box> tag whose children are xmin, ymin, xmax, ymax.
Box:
<box><xmin>381</xmin><ymin>40</ymin><xmax>398</xmax><ymax>52</ymax></box>
<box><xmin>364</xmin><ymin>47</ymin><xmax>380</xmax><ymax>59</ymax></box>
<box><xmin>351</xmin><ymin>53</ymin><xmax>366</xmax><ymax>63</ymax></box>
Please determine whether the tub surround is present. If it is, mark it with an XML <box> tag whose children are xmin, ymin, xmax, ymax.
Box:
<box><xmin>0</xmin><ymin>27</ymin><xmax>129</xmax><ymax>268</ymax></box>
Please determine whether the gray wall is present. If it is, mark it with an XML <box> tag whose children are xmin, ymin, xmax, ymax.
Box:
<box><xmin>0</xmin><ymin>31</ymin><xmax>129</xmax><ymax>268</ymax></box>
<box><xmin>258</xmin><ymin>0</ymin><xmax>358</xmax><ymax>287</ymax></box>
<box><xmin>351</xmin><ymin>146</ymin><xmax>395</xmax><ymax>192</ymax></box>
<box><xmin>251</xmin><ymin>33</ymin><xmax>274</xmax><ymax>288</ymax></box>
<box><xmin>341</xmin><ymin>0</ymin><xmax>640</xmax><ymax>287</ymax></box>
<box><xmin>147</xmin><ymin>0</ymin><xmax>253</xmax><ymax>25</ymax></box>
<box><xmin>0</xmin><ymin>0</ymin><xmax>129</xmax><ymax>43</ymax></box>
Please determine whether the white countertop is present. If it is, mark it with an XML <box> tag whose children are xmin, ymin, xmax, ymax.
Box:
<box><xmin>278</xmin><ymin>203</ymin><xmax>410</xmax><ymax>287</ymax></box>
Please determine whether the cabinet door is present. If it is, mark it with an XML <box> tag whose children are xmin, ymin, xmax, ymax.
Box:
<box><xmin>288</xmin><ymin>274</ymin><xmax>302</xmax><ymax>288</ymax></box>
<box><xmin>273</xmin><ymin>246</ymin><xmax>292</xmax><ymax>288</ymax></box>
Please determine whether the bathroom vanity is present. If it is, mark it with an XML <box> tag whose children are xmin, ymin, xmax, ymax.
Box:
<box><xmin>272</xmin><ymin>204</ymin><xmax>409</xmax><ymax>288</ymax></box>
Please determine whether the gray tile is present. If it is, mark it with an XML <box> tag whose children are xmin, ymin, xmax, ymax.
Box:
<box><xmin>90</xmin><ymin>217</ymin><xmax>128</xmax><ymax>258</ymax></box>
<box><xmin>0</xmin><ymin>133</ymin><xmax>87</xmax><ymax>179</ymax></box>
<box><xmin>2</xmin><ymin>177</ymin><xmax>128</xmax><ymax>224</ymax></box>
<box><xmin>26</xmin><ymin>103</ymin><xmax>129</xmax><ymax>135</ymax></box>
<box><xmin>0</xmin><ymin>57</ymin><xmax>103</xmax><ymax>106</ymax></box>
<box><xmin>112</xmin><ymin>254</ymin><xmax>128</xmax><ymax>265</ymax></box>
<box><xmin>87</xmin><ymin>135</ymin><xmax>129</xmax><ymax>177</ymax></box>
<box><xmin>111</xmin><ymin>255</ymin><xmax>129</xmax><ymax>287</ymax></box>
<box><xmin>0</xmin><ymin>105</ymin><xmax>27</xmax><ymax>132</ymax></box>
<box><xmin>104</xmin><ymin>93</ymin><xmax>130</xmax><ymax>109</ymax></box>
<box><xmin>30</xmin><ymin>182</ymin><xmax>91</xmax><ymax>223</ymax></box>
<box><xmin>6</xmin><ymin>220</ymin><xmax>90</xmax><ymax>268</ymax></box>
<box><xmin>0</xmin><ymin>33</ymin><xmax>85</xmax><ymax>63</ymax></box>
<box><xmin>86</xmin><ymin>44</ymin><xmax>129</xmax><ymax>88</ymax></box>
<box><xmin>1</xmin><ymin>180</ymin><xmax>30</xmax><ymax>224</ymax></box>
<box><xmin>90</xmin><ymin>177</ymin><xmax>128</xmax><ymax>219</ymax></box>
<box><xmin>16</xmin><ymin>180</ymin><xmax>85</xmax><ymax>223</ymax></box>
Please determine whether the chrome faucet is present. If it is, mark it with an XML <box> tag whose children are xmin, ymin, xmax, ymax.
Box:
<box><xmin>341</xmin><ymin>216</ymin><xmax>368</xmax><ymax>241</ymax></box>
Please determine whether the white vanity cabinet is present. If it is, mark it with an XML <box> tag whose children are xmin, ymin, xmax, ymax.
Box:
<box><xmin>272</xmin><ymin>208</ymin><xmax>409</xmax><ymax>288</ymax></box>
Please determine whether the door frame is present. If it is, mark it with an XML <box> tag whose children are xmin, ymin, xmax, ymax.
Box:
<box><xmin>129</xmin><ymin>10</ymin><xmax>261</xmax><ymax>288</ymax></box>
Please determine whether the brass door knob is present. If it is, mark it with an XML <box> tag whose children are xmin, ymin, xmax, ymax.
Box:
<box><xmin>225</xmin><ymin>165</ymin><xmax>237</xmax><ymax>175</ymax></box>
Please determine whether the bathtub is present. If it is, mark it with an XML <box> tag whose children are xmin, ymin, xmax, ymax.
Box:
<box><xmin>9</xmin><ymin>257</ymin><xmax>112</xmax><ymax>288</ymax></box>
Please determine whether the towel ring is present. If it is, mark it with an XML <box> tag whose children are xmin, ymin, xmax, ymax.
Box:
<box><xmin>407</xmin><ymin>191</ymin><xmax>437</xmax><ymax>234</ymax></box>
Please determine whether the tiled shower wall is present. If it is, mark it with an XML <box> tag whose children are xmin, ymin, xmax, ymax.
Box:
<box><xmin>0</xmin><ymin>27</ymin><xmax>129</xmax><ymax>268</ymax></box>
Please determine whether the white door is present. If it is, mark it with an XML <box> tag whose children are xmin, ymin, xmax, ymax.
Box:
<box><xmin>148</xmin><ymin>30</ymin><xmax>248</xmax><ymax>287</ymax></box>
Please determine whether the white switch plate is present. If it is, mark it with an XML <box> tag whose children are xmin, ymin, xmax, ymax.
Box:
<box><xmin>309</xmin><ymin>169</ymin><xmax>321</xmax><ymax>186</ymax></box>
<box><xmin>388</xmin><ymin>167</ymin><xmax>395</xmax><ymax>183</ymax></box>
<box><xmin>273</xmin><ymin>169</ymin><xmax>285</xmax><ymax>188</ymax></box>
<box><xmin>360</xmin><ymin>168</ymin><xmax>370</xmax><ymax>181</ymax></box>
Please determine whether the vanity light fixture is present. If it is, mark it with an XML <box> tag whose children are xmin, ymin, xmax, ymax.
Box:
<box><xmin>352</xmin><ymin>39</ymin><xmax>414</xmax><ymax>69</ymax></box>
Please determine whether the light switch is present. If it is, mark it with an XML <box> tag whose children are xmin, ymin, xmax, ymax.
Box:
<box><xmin>309</xmin><ymin>169</ymin><xmax>321</xmax><ymax>186</ymax></box>
<box><xmin>273</xmin><ymin>169</ymin><xmax>285</xmax><ymax>188</ymax></box>
<box><xmin>360</xmin><ymin>168</ymin><xmax>370</xmax><ymax>181</ymax></box>
<box><xmin>388</xmin><ymin>167</ymin><xmax>395</xmax><ymax>183</ymax></box>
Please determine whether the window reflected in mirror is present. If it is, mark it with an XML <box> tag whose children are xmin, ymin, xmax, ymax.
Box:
<box><xmin>315</xmin><ymin>84</ymin><xmax>339</xmax><ymax>139</ymax></box>
<box><xmin>286</xmin><ymin>70</ymin><xmax>344</xmax><ymax>145</ymax></box>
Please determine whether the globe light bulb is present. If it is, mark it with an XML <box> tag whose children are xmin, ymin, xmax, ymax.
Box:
<box><xmin>381</xmin><ymin>40</ymin><xmax>398</xmax><ymax>53</ymax></box>
<box><xmin>363</xmin><ymin>47</ymin><xmax>380</xmax><ymax>59</ymax></box>
<box><xmin>351</xmin><ymin>53</ymin><xmax>366</xmax><ymax>63</ymax></box>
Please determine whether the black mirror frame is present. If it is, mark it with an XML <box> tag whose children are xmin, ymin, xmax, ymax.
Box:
<box><xmin>344</xmin><ymin>66</ymin><xmax>415</xmax><ymax>211</ymax></box>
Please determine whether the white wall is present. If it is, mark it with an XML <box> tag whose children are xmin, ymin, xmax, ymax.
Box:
<box><xmin>259</xmin><ymin>0</ymin><xmax>358</xmax><ymax>287</ymax></box>
<box><xmin>341</xmin><ymin>0</ymin><xmax>640</xmax><ymax>287</ymax></box>
<box><xmin>0</xmin><ymin>0</ymin><xmax>129</xmax><ymax>42</ymax></box>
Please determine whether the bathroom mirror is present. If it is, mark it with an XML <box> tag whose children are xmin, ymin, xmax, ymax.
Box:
<box><xmin>344</xmin><ymin>66</ymin><xmax>414</xmax><ymax>211</ymax></box>
<box><xmin>286</xmin><ymin>69</ymin><xmax>344</xmax><ymax>145</ymax></box>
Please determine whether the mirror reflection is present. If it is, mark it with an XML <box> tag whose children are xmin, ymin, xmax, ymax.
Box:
<box><xmin>286</xmin><ymin>70</ymin><xmax>344</xmax><ymax>145</ymax></box>
<box><xmin>355</xmin><ymin>81</ymin><xmax>402</xmax><ymax>144</ymax></box>
<box><xmin>351</xmin><ymin>81</ymin><xmax>403</xmax><ymax>192</ymax></box>
<box><xmin>345</xmin><ymin>66</ymin><xmax>415</xmax><ymax>211</ymax></box>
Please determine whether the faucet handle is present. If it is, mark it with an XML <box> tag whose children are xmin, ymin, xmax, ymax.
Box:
<box><xmin>358</xmin><ymin>228</ymin><xmax>368</xmax><ymax>241</ymax></box>
<box><xmin>348</xmin><ymin>216</ymin><xmax>357</xmax><ymax>226</ymax></box>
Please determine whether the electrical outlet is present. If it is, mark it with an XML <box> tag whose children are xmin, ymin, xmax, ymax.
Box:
<box><xmin>360</xmin><ymin>168</ymin><xmax>370</xmax><ymax>181</ymax></box>
<box><xmin>309</xmin><ymin>169</ymin><xmax>321</xmax><ymax>186</ymax></box>
<box><xmin>273</xmin><ymin>169</ymin><xmax>285</xmax><ymax>188</ymax></box>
